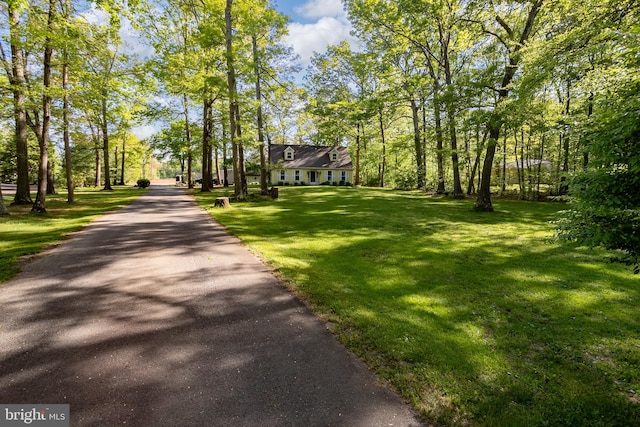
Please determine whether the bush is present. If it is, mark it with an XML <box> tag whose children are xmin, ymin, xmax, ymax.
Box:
<box><xmin>136</xmin><ymin>178</ymin><xmax>150</xmax><ymax>189</ymax></box>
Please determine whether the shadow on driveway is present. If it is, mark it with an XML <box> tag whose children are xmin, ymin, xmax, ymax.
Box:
<box><xmin>0</xmin><ymin>185</ymin><xmax>424</xmax><ymax>426</ymax></box>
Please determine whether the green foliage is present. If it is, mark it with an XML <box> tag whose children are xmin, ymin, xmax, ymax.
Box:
<box><xmin>556</xmin><ymin>25</ymin><xmax>640</xmax><ymax>271</ymax></box>
<box><xmin>196</xmin><ymin>186</ymin><xmax>640</xmax><ymax>426</ymax></box>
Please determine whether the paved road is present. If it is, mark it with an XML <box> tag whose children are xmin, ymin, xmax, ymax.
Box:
<box><xmin>0</xmin><ymin>185</ymin><xmax>424</xmax><ymax>426</ymax></box>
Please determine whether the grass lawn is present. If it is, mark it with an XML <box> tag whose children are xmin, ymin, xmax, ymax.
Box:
<box><xmin>194</xmin><ymin>186</ymin><xmax>640</xmax><ymax>426</ymax></box>
<box><xmin>0</xmin><ymin>186</ymin><xmax>145</xmax><ymax>284</ymax></box>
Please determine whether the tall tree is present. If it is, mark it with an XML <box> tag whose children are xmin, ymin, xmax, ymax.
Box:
<box><xmin>473</xmin><ymin>0</ymin><xmax>545</xmax><ymax>211</ymax></box>
<box><xmin>224</xmin><ymin>0</ymin><xmax>247</xmax><ymax>200</ymax></box>
<box><xmin>252</xmin><ymin>33</ymin><xmax>268</xmax><ymax>194</ymax></box>
<box><xmin>1</xmin><ymin>0</ymin><xmax>32</xmax><ymax>204</ymax></box>
<box><xmin>62</xmin><ymin>47</ymin><xmax>73</xmax><ymax>202</ymax></box>
<box><xmin>31</xmin><ymin>0</ymin><xmax>57</xmax><ymax>213</ymax></box>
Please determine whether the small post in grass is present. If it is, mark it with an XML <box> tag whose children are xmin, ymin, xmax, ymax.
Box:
<box><xmin>214</xmin><ymin>197</ymin><xmax>230</xmax><ymax>208</ymax></box>
<box><xmin>269</xmin><ymin>187</ymin><xmax>278</xmax><ymax>199</ymax></box>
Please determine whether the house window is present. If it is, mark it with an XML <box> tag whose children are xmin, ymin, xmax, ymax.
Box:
<box><xmin>284</xmin><ymin>147</ymin><xmax>295</xmax><ymax>160</ymax></box>
<box><xmin>330</xmin><ymin>150</ymin><xmax>339</xmax><ymax>161</ymax></box>
<box><xmin>341</xmin><ymin>171</ymin><xmax>347</xmax><ymax>182</ymax></box>
<box><xmin>279</xmin><ymin>170</ymin><xmax>286</xmax><ymax>182</ymax></box>
<box><xmin>295</xmin><ymin>170</ymin><xmax>301</xmax><ymax>181</ymax></box>
<box><xmin>327</xmin><ymin>171</ymin><xmax>333</xmax><ymax>182</ymax></box>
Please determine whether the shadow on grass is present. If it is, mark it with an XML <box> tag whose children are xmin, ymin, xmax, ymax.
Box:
<box><xmin>198</xmin><ymin>186</ymin><xmax>640</xmax><ymax>426</ymax></box>
<box><xmin>0</xmin><ymin>187</ymin><xmax>145</xmax><ymax>283</ymax></box>
<box><xmin>0</xmin><ymin>186</ymin><xmax>424</xmax><ymax>427</ymax></box>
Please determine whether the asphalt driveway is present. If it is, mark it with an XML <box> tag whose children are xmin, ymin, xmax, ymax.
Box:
<box><xmin>0</xmin><ymin>185</ymin><xmax>424</xmax><ymax>426</ymax></box>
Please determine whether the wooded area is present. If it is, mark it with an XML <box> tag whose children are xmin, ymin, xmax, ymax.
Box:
<box><xmin>1</xmin><ymin>0</ymin><xmax>638</xmax><ymax>265</ymax></box>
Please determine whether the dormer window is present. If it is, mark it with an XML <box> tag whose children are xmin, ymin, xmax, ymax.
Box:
<box><xmin>330</xmin><ymin>149</ymin><xmax>339</xmax><ymax>162</ymax></box>
<box><xmin>284</xmin><ymin>147</ymin><xmax>295</xmax><ymax>161</ymax></box>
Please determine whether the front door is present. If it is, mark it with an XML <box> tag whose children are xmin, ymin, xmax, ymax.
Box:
<box><xmin>309</xmin><ymin>171</ymin><xmax>317</xmax><ymax>185</ymax></box>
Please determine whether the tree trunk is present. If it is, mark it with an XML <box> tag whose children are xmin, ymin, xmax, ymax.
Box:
<box><xmin>475</xmin><ymin>111</ymin><xmax>502</xmax><ymax>212</ymax></box>
<box><xmin>433</xmin><ymin>89</ymin><xmax>445</xmax><ymax>194</ymax></box>
<box><xmin>92</xmin><ymin>124</ymin><xmax>101</xmax><ymax>187</ymax></box>
<box><xmin>474</xmin><ymin>0</ymin><xmax>544</xmax><ymax>211</ymax></box>
<box><xmin>8</xmin><ymin>5</ymin><xmax>31</xmax><ymax>205</ymax></box>
<box><xmin>421</xmin><ymin>96</ymin><xmax>428</xmax><ymax>185</ymax></box>
<box><xmin>32</xmin><ymin>0</ymin><xmax>56</xmax><ymax>213</ymax></box>
<box><xmin>47</xmin><ymin>161</ymin><xmax>55</xmax><ymax>194</ymax></box>
<box><xmin>559</xmin><ymin>80</ymin><xmax>571</xmax><ymax>195</ymax></box>
<box><xmin>441</xmin><ymin>23</ymin><xmax>463</xmax><ymax>198</ymax></box>
<box><xmin>180</xmin><ymin>156</ymin><xmax>185</xmax><ymax>184</ymax></box>
<box><xmin>95</xmin><ymin>145</ymin><xmax>101</xmax><ymax>187</ymax></box>
<box><xmin>379</xmin><ymin>108</ymin><xmax>386</xmax><ymax>188</ymax></box>
<box><xmin>113</xmin><ymin>146</ymin><xmax>118</xmax><ymax>185</ymax></box>
<box><xmin>584</xmin><ymin>91</ymin><xmax>593</xmax><ymax>170</ymax></box>
<box><xmin>235</xmin><ymin>103</ymin><xmax>248</xmax><ymax>197</ymax></box>
<box><xmin>468</xmin><ymin>129</ymin><xmax>487</xmax><ymax>195</ymax></box>
<box><xmin>182</xmin><ymin>93</ymin><xmax>194</xmax><ymax>189</ymax></box>
<box><xmin>201</xmin><ymin>97</ymin><xmax>212</xmax><ymax>192</ymax></box>
<box><xmin>63</xmin><ymin>52</ymin><xmax>74</xmax><ymax>203</ymax></box>
<box><xmin>119</xmin><ymin>134</ymin><xmax>125</xmax><ymax>185</ymax></box>
<box><xmin>514</xmin><ymin>130</ymin><xmax>524</xmax><ymax>196</ymax></box>
<box><xmin>409</xmin><ymin>98</ymin><xmax>426</xmax><ymax>189</ymax></box>
<box><xmin>537</xmin><ymin>134</ymin><xmax>545</xmax><ymax>200</ymax></box>
<box><xmin>101</xmin><ymin>94</ymin><xmax>113</xmax><ymax>191</ymax></box>
<box><xmin>252</xmin><ymin>35</ymin><xmax>269</xmax><ymax>195</ymax></box>
<box><xmin>355</xmin><ymin>122</ymin><xmax>361</xmax><ymax>186</ymax></box>
<box><xmin>222</xmin><ymin>117</ymin><xmax>229</xmax><ymax>187</ymax></box>
<box><xmin>188</xmin><ymin>149</ymin><xmax>193</xmax><ymax>189</ymax></box>
<box><xmin>0</xmin><ymin>182</ymin><xmax>8</xmax><ymax>215</ymax></box>
<box><xmin>501</xmin><ymin>133</ymin><xmax>507</xmax><ymax>194</ymax></box>
<box><xmin>225</xmin><ymin>0</ymin><xmax>246</xmax><ymax>200</ymax></box>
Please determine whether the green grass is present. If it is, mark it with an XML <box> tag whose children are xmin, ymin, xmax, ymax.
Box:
<box><xmin>0</xmin><ymin>187</ymin><xmax>145</xmax><ymax>283</ymax></box>
<box><xmin>194</xmin><ymin>186</ymin><xmax>640</xmax><ymax>426</ymax></box>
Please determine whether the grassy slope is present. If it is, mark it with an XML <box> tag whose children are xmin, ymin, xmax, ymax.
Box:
<box><xmin>0</xmin><ymin>187</ymin><xmax>145</xmax><ymax>283</ymax></box>
<box><xmin>196</xmin><ymin>186</ymin><xmax>639</xmax><ymax>426</ymax></box>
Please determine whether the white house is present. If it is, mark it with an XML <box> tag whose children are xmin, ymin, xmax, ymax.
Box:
<box><xmin>269</xmin><ymin>144</ymin><xmax>354</xmax><ymax>185</ymax></box>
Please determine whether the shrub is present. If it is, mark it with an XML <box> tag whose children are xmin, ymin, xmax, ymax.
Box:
<box><xmin>136</xmin><ymin>178</ymin><xmax>150</xmax><ymax>189</ymax></box>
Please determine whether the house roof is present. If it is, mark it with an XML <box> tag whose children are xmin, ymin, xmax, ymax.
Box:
<box><xmin>270</xmin><ymin>144</ymin><xmax>353</xmax><ymax>170</ymax></box>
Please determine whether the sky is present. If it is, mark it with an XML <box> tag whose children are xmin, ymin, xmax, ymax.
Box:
<box><xmin>273</xmin><ymin>0</ymin><xmax>357</xmax><ymax>69</ymax></box>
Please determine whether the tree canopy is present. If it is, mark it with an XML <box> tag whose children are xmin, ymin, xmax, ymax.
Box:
<box><xmin>1</xmin><ymin>0</ymin><xmax>637</xmax><ymax>267</ymax></box>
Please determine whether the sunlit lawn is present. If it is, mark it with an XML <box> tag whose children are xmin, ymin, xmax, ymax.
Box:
<box><xmin>195</xmin><ymin>186</ymin><xmax>640</xmax><ymax>426</ymax></box>
<box><xmin>0</xmin><ymin>187</ymin><xmax>145</xmax><ymax>283</ymax></box>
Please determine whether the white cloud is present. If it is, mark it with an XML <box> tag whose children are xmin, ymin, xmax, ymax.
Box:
<box><xmin>286</xmin><ymin>0</ymin><xmax>355</xmax><ymax>68</ymax></box>
<box><xmin>119</xmin><ymin>18</ymin><xmax>155</xmax><ymax>59</ymax></box>
<box><xmin>132</xmin><ymin>124</ymin><xmax>157</xmax><ymax>140</ymax></box>
<box><xmin>295</xmin><ymin>0</ymin><xmax>346</xmax><ymax>20</ymax></box>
